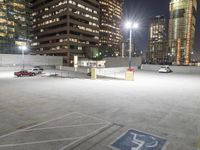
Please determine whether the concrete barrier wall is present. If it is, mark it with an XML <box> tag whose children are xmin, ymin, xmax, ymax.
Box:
<box><xmin>0</xmin><ymin>54</ymin><xmax>63</xmax><ymax>67</ymax></box>
<box><xmin>97</xmin><ymin>67</ymin><xmax>138</xmax><ymax>74</ymax></box>
<box><xmin>96</xmin><ymin>66</ymin><xmax>138</xmax><ymax>79</ymax></box>
<box><xmin>104</xmin><ymin>57</ymin><xmax>142</xmax><ymax>68</ymax></box>
<box><xmin>55</xmin><ymin>66</ymin><xmax>139</xmax><ymax>79</ymax></box>
<box><xmin>142</xmin><ymin>64</ymin><xmax>200</xmax><ymax>74</ymax></box>
<box><xmin>0</xmin><ymin>66</ymin><xmax>56</xmax><ymax>71</ymax></box>
<box><xmin>0</xmin><ymin>66</ymin><xmax>24</xmax><ymax>71</ymax></box>
<box><xmin>56</xmin><ymin>66</ymin><xmax>88</xmax><ymax>73</ymax></box>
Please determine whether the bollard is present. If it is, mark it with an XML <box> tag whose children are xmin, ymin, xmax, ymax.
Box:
<box><xmin>91</xmin><ymin>68</ymin><xmax>97</xmax><ymax>80</ymax></box>
<box><xmin>125</xmin><ymin>68</ymin><xmax>134</xmax><ymax>81</ymax></box>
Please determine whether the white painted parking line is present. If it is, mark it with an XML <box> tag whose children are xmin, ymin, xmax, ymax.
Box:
<box><xmin>75</xmin><ymin>112</ymin><xmax>110</xmax><ymax>124</ymax></box>
<box><xmin>24</xmin><ymin>123</ymin><xmax>107</xmax><ymax>132</ymax></box>
<box><xmin>0</xmin><ymin>137</ymin><xmax>83</xmax><ymax>148</ymax></box>
<box><xmin>59</xmin><ymin>123</ymin><xmax>111</xmax><ymax>150</ymax></box>
<box><xmin>58</xmin><ymin>139</ymin><xmax>81</xmax><ymax>150</ymax></box>
<box><xmin>25</xmin><ymin>112</ymin><xmax>83</xmax><ymax>130</ymax></box>
<box><xmin>0</xmin><ymin>112</ymin><xmax>78</xmax><ymax>139</ymax></box>
<box><xmin>0</xmin><ymin>112</ymin><xmax>111</xmax><ymax>150</ymax></box>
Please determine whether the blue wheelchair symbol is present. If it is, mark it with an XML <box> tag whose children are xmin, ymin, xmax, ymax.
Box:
<box><xmin>111</xmin><ymin>129</ymin><xmax>167</xmax><ymax>150</ymax></box>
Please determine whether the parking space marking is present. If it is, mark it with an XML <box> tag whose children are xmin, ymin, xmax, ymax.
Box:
<box><xmin>111</xmin><ymin>129</ymin><xmax>167</xmax><ymax>150</ymax></box>
<box><xmin>59</xmin><ymin>123</ymin><xmax>111</xmax><ymax>150</ymax></box>
<box><xmin>58</xmin><ymin>139</ymin><xmax>81</xmax><ymax>150</ymax></box>
<box><xmin>0</xmin><ymin>112</ymin><xmax>78</xmax><ymax>139</ymax></box>
<box><xmin>0</xmin><ymin>112</ymin><xmax>111</xmax><ymax>149</ymax></box>
<box><xmin>24</xmin><ymin>123</ymin><xmax>107</xmax><ymax>132</ymax></box>
<box><xmin>0</xmin><ymin>137</ymin><xmax>83</xmax><ymax>148</ymax></box>
<box><xmin>25</xmin><ymin>113</ymin><xmax>109</xmax><ymax>131</ymax></box>
<box><xmin>75</xmin><ymin>112</ymin><xmax>110</xmax><ymax>124</ymax></box>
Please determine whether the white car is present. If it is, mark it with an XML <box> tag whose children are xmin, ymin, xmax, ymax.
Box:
<box><xmin>28</xmin><ymin>68</ymin><xmax>42</xmax><ymax>74</ymax></box>
<box><xmin>158</xmin><ymin>66</ymin><xmax>172</xmax><ymax>73</ymax></box>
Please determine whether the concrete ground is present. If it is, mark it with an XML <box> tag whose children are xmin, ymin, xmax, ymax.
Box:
<box><xmin>0</xmin><ymin>70</ymin><xmax>200</xmax><ymax>150</ymax></box>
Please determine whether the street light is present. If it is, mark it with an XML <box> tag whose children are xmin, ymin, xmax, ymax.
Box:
<box><xmin>19</xmin><ymin>45</ymin><xmax>27</xmax><ymax>70</ymax></box>
<box><xmin>125</xmin><ymin>21</ymin><xmax>139</xmax><ymax>70</ymax></box>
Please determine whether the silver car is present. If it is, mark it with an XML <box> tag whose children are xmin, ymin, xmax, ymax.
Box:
<box><xmin>28</xmin><ymin>68</ymin><xmax>42</xmax><ymax>74</ymax></box>
<box><xmin>158</xmin><ymin>66</ymin><xmax>172</xmax><ymax>73</ymax></box>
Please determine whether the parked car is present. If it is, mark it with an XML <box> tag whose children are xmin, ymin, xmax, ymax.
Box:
<box><xmin>28</xmin><ymin>68</ymin><xmax>42</xmax><ymax>74</ymax></box>
<box><xmin>33</xmin><ymin>66</ymin><xmax>44</xmax><ymax>72</ymax></box>
<box><xmin>158</xmin><ymin>66</ymin><xmax>172</xmax><ymax>73</ymax></box>
<box><xmin>14</xmin><ymin>70</ymin><xmax>36</xmax><ymax>77</ymax></box>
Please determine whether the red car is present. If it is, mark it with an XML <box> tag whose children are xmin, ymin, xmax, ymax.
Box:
<box><xmin>14</xmin><ymin>70</ymin><xmax>36</xmax><ymax>77</ymax></box>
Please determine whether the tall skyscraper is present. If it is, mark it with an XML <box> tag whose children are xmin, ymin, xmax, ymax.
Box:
<box><xmin>99</xmin><ymin>0</ymin><xmax>123</xmax><ymax>57</ymax></box>
<box><xmin>147</xmin><ymin>15</ymin><xmax>168</xmax><ymax>64</ymax></box>
<box><xmin>31</xmin><ymin>0</ymin><xmax>100</xmax><ymax>66</ymax></box>
<box><xmin>169</xmin><ymin>0</ymin><xmax>197</xmax><ymax>65</ymax></box>
<box><xmin>0</xmin><ymin>0</ymin><xmax>31</xmax><ymax>54</ymax></box>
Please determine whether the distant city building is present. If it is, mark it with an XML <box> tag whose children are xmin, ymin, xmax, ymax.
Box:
<box><xmin>99</xmin><ymin>0</ymin><xmax>123</xmax><ymax>57</ymax></box>
<box><xmin>123</xmin><ymin>38</ymin><xmax>140</xmax><ymax>57</ymax></box>
<box><xmin>168</xmin><ymin>0</ymin><xmax>197</xmax><ymax>65</ymax></box>
<box><xmin>0</xmin><ymin>0</ymin><xmax>31</xmax><ymax>54</ymax></box>
<box><xmin>147</xmin><ymin>15</ymin><xmax>168</xmax><ymax>64</ymax></box>
<box><xmin>31</xmin><ymin>0</ymin><xmax>100</xmax><ymax>66</ymax></box>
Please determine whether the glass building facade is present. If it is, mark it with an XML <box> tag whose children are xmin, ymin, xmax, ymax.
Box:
<box><xmin>31</xmin><ymin>0</ymin><xmax>100</xmax><ymax>66</ymax></box>
<box><xmin>0</xmin><ymin>0</ymin><xmax>31</xmax><ymax>54</ymax></box>
<box><xmin>147</xmin><ymin>15</ymin><xmax>168</xmax><ymax>64</ymax></box>
<box><xmin>169</xmin><ymin>0</ymin><xmax>197</xmax><ymax>65</ymax></box>
<box><xmin>99</xmin><ymin>0</ymin><xmax>123</xmax><ymax>57</ymax></box>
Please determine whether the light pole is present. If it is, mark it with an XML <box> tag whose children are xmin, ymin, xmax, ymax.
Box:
<box><xmin>19</xmin><ymin>45</ymin><xmax>27</xmax><ymax>70</ymax></box>
<box><xmin>125</xmin><ymin>21</ymin><xmax>139</xmax><ymax>70</ymax></box>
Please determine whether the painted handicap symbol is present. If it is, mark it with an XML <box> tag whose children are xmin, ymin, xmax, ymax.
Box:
<box><xmin>111</xmin><ymin>129</ymin><xmax>167</xmax><ymax>150</ymax></box>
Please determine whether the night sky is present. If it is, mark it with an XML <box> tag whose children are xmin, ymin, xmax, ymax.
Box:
<box><xmin>123</xmin><ymin>0</ymin><xmax>200</xmax><ymax>52</ymax></box>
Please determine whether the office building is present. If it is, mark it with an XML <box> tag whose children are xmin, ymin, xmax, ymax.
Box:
<box><xmin>99</xmin><ymin>0</ymin><xmax>123</xmax><ymax>57</ymax></box>
<box><xmin>169</xmin><ymin>0</ymin><xmax>197</xmax><ymax>65</ymax></box>
<box><xmin>123</xmin><ymin>38</ymin><xmax>140</xmax><ymax>57</ymax></box>
<box><xmin>31</xmin><ymin>0</ymin><xmax>100</xmax><ymax>66</ymax></box>
<box><xmin>0</xmin><ymin>0</ymin><xmax>31</xmax><ymax>54</ymax></box>
<box><xmin>147</xmin><ymin>15</ymin><xmax>168</xmax><ymax>64</ymax></box>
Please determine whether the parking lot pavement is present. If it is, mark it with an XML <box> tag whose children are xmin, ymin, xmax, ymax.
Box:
<box><xmin>0</xmin><ymin>112</ymin><xmax>110</xmax><ymax>150</ymax></box>
<box><xmin>0</xmin><ymin>71</ymin><xmax>15</xmax><ymax>78</ymax></box>
<box><xmin>198</xmin><ymin>138</ymin><xmax>200</xmax><ymax>150</ymax></box>
<box><xmin>0</xmin><ymin>71</ymin><xmax>200</xmax><ymax>150</ymax></box>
